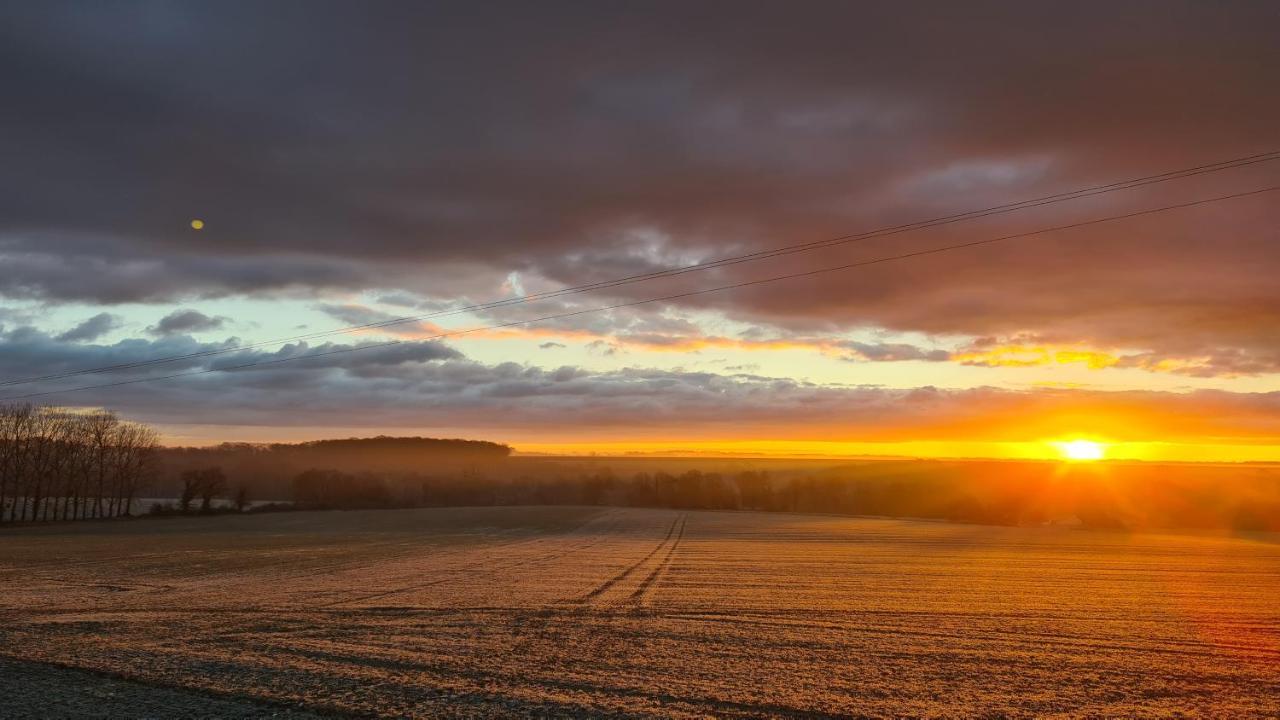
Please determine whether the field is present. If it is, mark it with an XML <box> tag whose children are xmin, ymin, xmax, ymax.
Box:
<box><xmin>2</xmin><ymin>507</ymin><xmax>1279</xmax><ymax>718</ymax></box>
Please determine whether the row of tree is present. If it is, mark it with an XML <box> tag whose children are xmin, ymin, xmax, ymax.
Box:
<box><xmin>0</xmin><ymin>403</ymin><xmax>160</xmax><ymax>523</ymax></box>
<box><xmin>284</xmin><ymin>462</ymin><xmax>1280</xmax><ymax>532</ymax></box>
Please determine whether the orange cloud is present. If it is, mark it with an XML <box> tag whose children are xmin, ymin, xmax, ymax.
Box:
<box><xmin>953</xmin><ymin>344</ymin><xmax>1121</xmax><ymax>370</ymax></box>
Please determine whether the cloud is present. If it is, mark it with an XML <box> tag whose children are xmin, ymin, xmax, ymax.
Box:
<box><xmin>314</xmin><ymin>303</ymin><xmax>443</xmax><ymax>338</ymax></box>
<box><xmin>0</xmin><ymin>307</ymin><xmax>35</xmax><ymax>327</ymax></box>
<box><xmin>586</xmin><ymin>340</ymin><xmax>622</xmax><ymax>357</ymax></box>
<box><xmin>0</xmin><ymin>324</ymin><xmax>237</xmax><ymax>382</ymax></box>
<box><xmin>0</xmin><ymin>3</ymin><xmax>1277</xmax><ymax>375</ymax></box>
<box><xmin>148</xmin><ymin>309</ymin><xmax>226</xmax><ymax>336</ymax></box>
<box><xmin>4</xmin><ymin>316</ymin><xmax>1278</xmax><ymax>451</ymax></box>
<box><xmin>842</xmin><ymin>341</ymin><xmax>950</xmax><ymax>363</ymax></box>
<box><xmin>951</xmin><ymin>337</ymin><xmax>1280</xmax><ymax>378</ymax></box>
<box><xmin>0</xmin><ymin>323</ymin><xmax>462</xmax><ymax>396</ymax></box>
<box><xmin>375</xmin><ymin>291</ymin><xmax>424</xmax><ymax>308</ymax></box>
<box><xmin>539</xmin><ymin>341</ymin><xmax>566</xmax><ymax>349</ymax></box>
<box><xmin>3</xmin><ymin>334</ymin><xmax>1276</xmax><ymax>449</ymax></box>
<box><xmin>55</xmin><ymin>312</ymin><xmax>121</xmax><ymax>342</ymax></box>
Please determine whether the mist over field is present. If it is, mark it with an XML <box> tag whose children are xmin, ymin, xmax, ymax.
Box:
<box><xmin>146</xmin><ymin>438</ymin><xmax>1280</xmax><ymax>532</ymax></box>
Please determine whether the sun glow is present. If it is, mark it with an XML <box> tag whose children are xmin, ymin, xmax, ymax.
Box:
<box><xmin>1055</xmin><ymin>439</ymin><xmax>1106</xmax><ymax>462</ymax></box>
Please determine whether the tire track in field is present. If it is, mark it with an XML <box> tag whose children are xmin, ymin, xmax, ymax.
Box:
<box><xmin>628</xmin><ymin>514</ymin><xmax>687</xmax><ymax>608</ymax></box>
<box><xmin>565</xmin><ymin>512</ymin><xmax>685</xmax><ymax>610</ymax></box>
<box><xmin>316</xmin><ymin>537</ymin><xmax>559</xmax><ymax>608</ymax></box>
<box><xmin>318</xmin><ymin>511</ymin><xmax>621</xmax><ymax>608</ymax></box>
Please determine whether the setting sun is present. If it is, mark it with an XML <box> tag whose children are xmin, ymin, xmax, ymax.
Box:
<box><xmin>1056</xmin><ymin>439</ymin><xmax>1106</xmax><ymax>461</ymax></box>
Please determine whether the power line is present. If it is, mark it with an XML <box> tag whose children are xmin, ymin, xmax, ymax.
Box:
<box><xmin>4</xmin><ymin>182</ymin><xmax>1275</xmax><ymax>402</ymax></box>
<box><xmin>4</xmin><ymin>150</ymin><xmax>1278</xmax><ymax>388</ymax></box>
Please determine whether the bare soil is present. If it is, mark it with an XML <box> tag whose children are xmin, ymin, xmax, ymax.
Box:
<box><xmin>2</xmin><ymin>506</ymin><xmax>1278</xmax><ymax>718</ymax></box>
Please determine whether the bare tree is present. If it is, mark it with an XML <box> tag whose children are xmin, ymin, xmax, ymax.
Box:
<box><xmin>233</xmin><ymin>483</ymin><xmax>251</xmax><ymax>512</ymax></box>
<box><xmin>0</xmin><ymin>404</ymin><xmax>35</xmax><ymax>521</ymax></box>
<box><xmin>198</xmin><ymin>467</ymin><xmax>228</xmax><ymax>512</ymax></box>
<box><xmin>108</xmin><ymin>422</ymin><xmax>159</xmax><ymax>516</ymax></box>
<box><xmin>179</xmin><ymin>467</ymin><xmax>227</xmax><ymax>514</ymax></box>
<box><xmin>179</xmin><ymin>469</ymin><xmax>201</xmax><ymax>513</ymax></box>
<box><xmin>0</xmin><ymin>404</ymin><xmax>159</xmax><ymax>524</ymax></box>
<box><xmin>84</xmin><ymin>412</ymin><xmax>119</xmax><ymax>519</ymax></box>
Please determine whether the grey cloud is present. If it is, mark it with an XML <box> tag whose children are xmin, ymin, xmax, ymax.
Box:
<box><xmin>539</xmin><ymin>342</ymin><xmax>566</xmax><ymax>349</ymax></box>
<box><xmin>375</xmin><ymin>292</ymin><xmax>424</xmax><ymax>308</ymax></box>
<box><xmin>314</xmin><ymin>303</ymin><xmax>438</xmax><ymax>337</ymax></box>
<box><xmin>0</xmin><ymin>240</ymin><xmax>379</xmax><ymax>304</ymax></box>
<box><xmin>842</xmin><ymin>341</ymin><xmax>951</xmax><ymax>363</ymax></box>
<box><xmin>205</xmin><ymin>339</ymin><xmax>461</xmax><ymax>374</ymax></box>
<box><xmin>0</xmin><ymin>324</ymin><xmax>236</xmax><ymax>383</ymax></box>
<box><xmin>315</xmin><ymin>304</ymin><xmax>394</xmax><ymax>327</ymax></box>
<box><xmin>56</xmin><ymin>312</ymin><xmax>122</xmax><ymax>342</ymax></box>
<box><xmin>0</xmin><ymin>324</ymin><xmax>462</xmax><ymax>400</ymax></box>
<box><xmin>148</xmin><ymin>309</ymin><xmax>226</xmax><ymax>336</ymax></box>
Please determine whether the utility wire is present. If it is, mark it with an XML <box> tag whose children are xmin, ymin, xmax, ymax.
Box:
<box><xmin>3</xmin><ymin>150</ymin><xmax>1278</xmax><ymax>388</ymax></box>
<box><xmin>4</xmin><ymin>183</ymin><xmax>1275</xmax><ymax>402</ymax></box>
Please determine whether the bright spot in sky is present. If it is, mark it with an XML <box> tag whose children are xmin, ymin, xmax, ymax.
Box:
<box><xmin>190</xmin><ymin>219</ymin><xmax>205</xmax><ymax>230</ymax></box>
<box><xmin>1056</xmin><ymin>439</ymin><xmax>1106</xmax><ymax>461</ymax></box>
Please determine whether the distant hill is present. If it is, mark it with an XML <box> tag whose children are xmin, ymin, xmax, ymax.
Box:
<box><xmin>267</xmin><ymin>436</ymin><xmax>511</xmax><ymax>461</ymax></box>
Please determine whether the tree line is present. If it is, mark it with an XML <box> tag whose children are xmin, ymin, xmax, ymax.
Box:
<box><xmin>0</xmin><ymin>403</ymin><xmax>159</xmax><ymax>523</ymax></box>
<box><xmin>285</xmin><ymin>461</ymin><xmax>1280</xmax><ymax>532</ymax></box>
<box><xmin>155</xmin><ymin>436</ymin><xmax>511</xmax><ymax>499</ymax></box>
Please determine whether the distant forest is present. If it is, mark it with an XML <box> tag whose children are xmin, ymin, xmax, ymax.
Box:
<box><xmin>4</xmin><ymin>404</ymin><xmax>1280</xmax><ymax>532</ymax></box>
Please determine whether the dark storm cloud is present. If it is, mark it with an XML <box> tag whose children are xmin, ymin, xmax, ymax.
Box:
<box><xmin>148</xmin><ymin>309</ymin><xmax>226</xmax><ymax>336</ymax></box>
<box><xmin>56</xmin><ymin>312</ymin><xmax>122</xmax><ymax>342</ymax></box>
<box><xmin>2</xmin><ymin>1</ymin><xmax>1278</xmax><ymax>368</ymax></box>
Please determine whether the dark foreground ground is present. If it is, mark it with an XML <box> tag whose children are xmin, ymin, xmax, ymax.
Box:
<box><xmin>2</xmin><ymin>506</ymin><xmax>1279</xmax><ymax>718</ymax></box>
<box><xmin>0</xmin><ymin>656</ymin><xmax>326</xmax><ymax>719</ymax></box>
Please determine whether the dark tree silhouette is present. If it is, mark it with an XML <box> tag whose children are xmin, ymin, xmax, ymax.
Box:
<box><xmin>0</xmin><ymin>404</ymin><xmax>158</xmax><ymax>523</ymax></box>
<box><xmin>233</xmin><ymin>483</ymin><xmax>251</xmax><ymax>512</ymax></box>
<box><xmin>198</xmin><ymin>468</ymin><xmax>227</xmax><ymax>512</ymax></box>
<box><xmin>178</xmin><ymin>467</ymin><xmax>228</xmax><ymax>513</ymax></box>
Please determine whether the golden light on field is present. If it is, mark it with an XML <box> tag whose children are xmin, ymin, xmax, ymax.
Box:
<box><xmin>1055</xmin><ymin>439</ymin><xmax>1106</xmax><ymax>462</ymax></box>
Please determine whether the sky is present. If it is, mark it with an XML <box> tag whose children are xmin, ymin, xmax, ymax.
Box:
<box><xmin>2</xmin><ymin>1</ymin><xmax>1279</xmax><ymax>461</ymax></box>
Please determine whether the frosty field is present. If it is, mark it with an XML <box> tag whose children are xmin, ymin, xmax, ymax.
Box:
<box><xmin>2</xmin><ymin>506</ymin><xmax>1279</xmax><ymax>718</ymax></box>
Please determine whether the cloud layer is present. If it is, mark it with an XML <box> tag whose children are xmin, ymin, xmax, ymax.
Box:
<box><xmin>1</xmin><ymin>2</ymin><xmax>1278</xmax><ymax>371</ymax></box>
<box><xmin>2</xmin><ymin>323</ymin><xmax>1277</xmax><ymax>451</ymax></box>
<box><xmin>2</xmin><ymin>2</ymin><xmax>1279</xmax><ymax>447</ymax></box>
